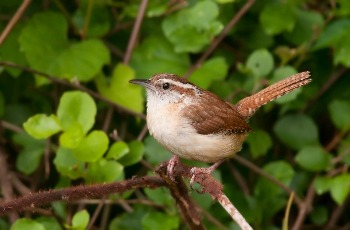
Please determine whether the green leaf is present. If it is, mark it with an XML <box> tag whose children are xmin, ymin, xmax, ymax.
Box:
<box><xmin>314</xmin><ymin>19</ymin><xmax>350</xmax><ymax>49</ymax></box>
<box><xmin>314</xmin><ymin>176</ymin><xmax>332</xmax><ymax>195</ymax></box>
<box><xmin>188</xmin><ymin>57</ymin><xmax>228</xmax><ymax>89</ymax></box>
<box><xmin>106</xmin><ymin>141</ymin><xmax>130</xmax><ymax>160</ymax></box>
<box><xmin>310</xmin><ymin>206</ymin><xmax>328</xmax><ymax>225</ymax></box>
<box><xmin>23</xmin><ymin>114</ymin><xmax>61</xmax><ymax>139</ymax></box>
<box><xmin>328</xmin><ymin>99</ymin><xmax>350</xmax><ymax>132</ymax></box>
<box><xmin>86</xmin><ymin>159</ymin><xmax>124</xmax><ymax>182</ymax></box>
<box><xmin>59</xmin><ymin>124</ymin><xmax>84</xmax><ymax>149</ymax></box>
<box><xmin>144</xmin><ymin>188</ymin><xmax>175</xmax><ymax>209</ymax></box>
<box><xmin>260</xmin><ymin>3</ymin><xmax>296</xmax><ymax>35</ymax></box>
<box><xmin>35</xmin><ymin>216</ymin><xmax>62</xmax><ymax>230</ymax></box>
<box><xmin>0</xmin><ymin>24</ymin><xmax>27</xmax><ymax>77</ymax></box>
<box><xmin>130</xmin><ymin>35</ymin><xmax>190</xmax><ymax>77</ymax></box>
<box><xmin>330</xmin><ymin>174</ymin><xmax>350</xmax><ymax>205</ymax></box>
<box><xmin>13</xmin><ymin>133</ymin><xmax>46</xmax><ymax>175</ymax></box>
<box><xmin>273</xmin><ymin>114</ymin><xmax>319</xmax><ymax>150</ymax></box>
<box><xmin>57</xmin><ymin>91</ymin><xmax>96</xmax><ymax>134</ymax></box>
<box><xmin>118</xmin><ymin>140</ymin><xmax>144</xmax><ymax>166</ymax></box>
<box><xmin>162</xmin><ymin>0</ymin><xmax>223</xmax><ymax>53</ymax></box>
<box><xmin>335</xmin><ymin>0</ymin><xmax>350</xmax><ymax>16</ymax></box>
<box><xmin>96</xmin><ymin>63</ymin><xmax>143</xmax><ymax>113</ymax></box>
<box><xmin>71</xmin><ymin>210</ymin><xmax>89</xmax><ymax>230</ymax></box>
<box><xmin>10</xmin><ymin>218</ymin><xmax>45</xmax><ymax>230</ymax></box>
<box><xmin>333</xmin><ymin>39</ymin><xmax>350</xmax><ymax>66</ymax></box>
<box><xmin>18</xmin><ymin>11</ymin><xmax>109</xmax><ymax>84</ymax></box>
<box><xmin>72</xmin><ymin>130</ymin><xmax>109</xmax><ymax>162</ymax></box>
<box><xmin>16</xmin><ymin>148</ymin><xmax>44</xmax><ymax>175</ymax></box>
<box><xmin>271</xmin><ymin>66</ymin><xmax>301</xmax><ymax>104</ymax></box>
<box><xmin>254</xmin><ymin>161</ymin><xmax>295</xmax><ymax>220</ymax></box>
<box><xmin>295</xmin><ymin>145</ymin><xmax>331</xmax><ymax>172</ymax></box>
<box><xmin>284</xmin><ymin>9</ymin><xmax>324</xmax><ymax>45</ymax></box>
<box><xmin>144</xmin><ymin>135</ymin><xmax>172</xmax><ymax>165</ymax></box>
<box><xmin>52</xmin><ymin>39</ymin><xmax>110</xmax><ymax>81</ymax></box>
<box><xmin>73</xmin><ymin>2</ymin><xmax>111</xmax><ymax>38</ymax></box>
<box><xmin>141</xmin><ymin>211</ymin><xmax>179</xmax><ymax>230</ymax></box>
<box><xmin>246</xmin><ymin>49</ymin><xmax>274</xmax><ymax>77</ymax></box>
<box><xmin>246</xmin><ymin>129</ymin><xmax>272</xmax><ymax>158</ymax></box>
<box><xmin>53</xmin><ymin>147</ymin><xmax>85</xmax><ymax>179</ymax></box>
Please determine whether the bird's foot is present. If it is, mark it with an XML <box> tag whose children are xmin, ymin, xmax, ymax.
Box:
<box><xmin>189</xmin><ymin>159</ymin><xmax>225</xmax><ymax>192</ymax></box>
<box><xmin>166</xmin><ymin>155</ymin><xmax>181</xmax><ymax>181</ymax></box>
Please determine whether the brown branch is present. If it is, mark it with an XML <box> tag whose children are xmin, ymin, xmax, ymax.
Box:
<box><xmin>123</xmin><ymin>0</ymin><xmax>149</xmax><ymax>64</ymax></box>
<box><xmin>156</xmin><ymin>161</ymin><xmax>253</xmax><ymax>230</ymax></box>
<box><xmin>155</xmin><ymin>163</ymin><xmax>204</xmax><ymax>230</ymax></box>
<box><xmin>0</xmin><ymin>176</ymin><xmax>164</xmax><ymax>216</ymax></box>
<box><xmin>233</xmin><ymin>155</ymin><xmax>304</xmax><ymax>208</ymax></box>
<box><xmin>0</xmin><ymin>61</ymin><xmax>145</xmax><ymax>119</ymax></box>
<box><xmin>184</xmin><ymin>0</ymin><xmax>256</xmax><ymax>78</ymax></box>
<box><xmin>0</xmin><ymin>0</ymin><xmax>31</xmax><ymax>45</ymax></box>
<box><xmin>0</xmin><ymin>148</ymin><xmax>18</xmax><ymax>222</ymax></box>
<box><xmin>292</xmin><ymin>180</ymin><xmax>315</xmax><ymax>230</ymax></box>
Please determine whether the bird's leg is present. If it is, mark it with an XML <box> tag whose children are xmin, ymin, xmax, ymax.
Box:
<box><xmin>167</xmin><ymin>155</ymin><xmax>181</xmax><ymax>181</ymax></box>
<box><xmin>190</xmin><ymin>159</ymin><xmax>225</xmax><ymax>190</ymax></box>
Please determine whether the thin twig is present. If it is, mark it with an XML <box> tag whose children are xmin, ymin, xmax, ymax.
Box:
<box><xmin>87</xmin><ymin>196</ymin><xmax>105</xmax><ymax>230</ymax></box>
<box><xmin>0</xmin><ymin>0</ymin><xmax>31</xmax><ymax>45</ymax></box>
<box><xmin>123</xmin><ymin>0</ymin><xmax>149</xmax><ymax>64</ymax></box>
<box><xmin>0</xmin><ymin>61</ymin><xmax>145</xmax><ymax>119</ymax></box>
<box><xmin>183</xmin><ymin>0</ymin><xmax>256</xmax><ymax>78</ymax></box>
<box><xmin>233</xmin><ymin>155</ymin><xmax>304</xmax><ymax>208</ymax></box>
<box><xmin>303</xmin><ymin>68</ymin><xmax>347</xmax><ymax>112</ymax></box>
<box><xmin>292</xmin><ymin>181</ymin><xmax>315</xmax><ymax>230</ymax></box>
<box><xmin>0</xmin><ymin>120</ymin><xmax>24</xmax><ymax>133</ymax></box>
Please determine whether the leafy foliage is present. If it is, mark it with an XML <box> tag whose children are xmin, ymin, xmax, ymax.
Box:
<box><xmin>0</xmin><ymin>0</ymin><xmax>349</xmax><ymax>229</ymax></box>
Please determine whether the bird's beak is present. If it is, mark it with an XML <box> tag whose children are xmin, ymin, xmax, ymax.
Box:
<box><xmin>129</xmin><ymin>79</ymin><xmax>154</xmax><ymax>91</ymax></box>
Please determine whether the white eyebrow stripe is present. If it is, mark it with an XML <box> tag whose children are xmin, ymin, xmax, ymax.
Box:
<box><xmin>165</xmin><ymin>79</ymin><xmax>196</xmax><ymax>90</ymax></box>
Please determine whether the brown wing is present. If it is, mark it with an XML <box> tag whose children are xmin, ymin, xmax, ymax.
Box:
<box><xmin>182</xmin><ymin>92</ymin><xmax>251</xmax><ymax>135</ymax></box>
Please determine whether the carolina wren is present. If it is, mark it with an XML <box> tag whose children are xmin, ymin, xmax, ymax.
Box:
<box><xmin>130</xmin><ymin>72</ymin><xmax>311</xmax><ymax>178</ymax></box>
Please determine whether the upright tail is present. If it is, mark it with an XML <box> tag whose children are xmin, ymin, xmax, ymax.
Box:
<box><xmin>235</xmin><ymin>71</ymin><xmax>311</xmax><ymax>119</ymax></box>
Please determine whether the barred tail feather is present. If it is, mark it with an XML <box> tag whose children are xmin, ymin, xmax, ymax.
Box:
<box><xmin>235</xmin><ymin>71</ymin><xmax>311</xmax><ymax>119</ymax></box>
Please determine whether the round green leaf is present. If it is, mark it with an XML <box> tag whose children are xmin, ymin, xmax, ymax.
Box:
<box><xmin>260</xmin><ymin>3</ymin><xmax>296</xmax><ymax>35</ymax></box>
<box><xmin>106</xmin><ymin>141</ymin><xmax>130</xmax><ymax>160</ymax></box>
<box><xmin>188</xmin><ymin>57</ymin><xmax>228</xmax><ymax>89</ymax></box>
<box><xmin>23</xmin><ymin>114</ymin><xmax>61</xmax><ymax>139</ymax></box>
<box><xmin>246</xmin><ymin>129</ymin><xmax>272</xmax><ymax>158</ymax></box>
<box><xmin>72</xmin><ymin>210</ymin><xmax>90</xmax><ymax>230</ymax></box>
<box><xmin>53</xmin><ymin>147</ymin><xmax>85</xmax><ymax>179</ymax></box>
<box><xmin>130</xmin><ymin>35</ymin><xmax>190</xmax><ymax>77</ymax></box>
<box><xmin>72</xmin><ymin>130</ymin><xmax>109</xmax><ymax>162</ymax></box>
<box><xmin>16</xmin><ymin>148</ymin><xmax>44</xmax><ymax>175</ymax></box>
<box><xmin>273</xmin><ymin>114</ymin><xmax>319</xmax><ymax>150</ymax></box>
<box><xmin>141</xmin><ymin>211</ymin><xmax>179</xmax><ymax>230</ymax></box>
<box><xmin>295</xmin><ymin>145</ymin><xmax>331</xmax><ymax>172</ymax></box>
<box><xmin>35</xmin><ymin>217</ymin><xmax>62</xmax><ymax>230</ymax></box>
<box><xmin>330</xmin><ymin>174</ymin><xmax>350</xmax><ymax>205</ymax></box>
<box><xmin>246</xmin><ymin>49</ymin><xmax>274</xmax><ymax>77</ymax></box>
<box><xmin>86</xmin><ymin>159</ymin><xmax>124</xmax><ymax>182</ymax></box>
<box><xmin>161</xmin><ymin>0</ymin><xmax>223</xmax><ymax>53</ymax></box>
<box><xmin>314</xmin><ymin>176</ymin><xmax>332</xmax><ymax>195</ymax></box>
<box><xmin>328</xmin><ymin>99</ymin><xmax>350</xmax><ymax>132</ymax></box>
<box><xmin>59</xmin><ymin>124</ymin><xmax>84</xmax><ymax>149</ymax></box>
<box><xmin>11</xmin><ymin>218</ymin><xmax>45</xmax><ymax>230</ymax></box>
<box><xmin>57</xmin><ymin>91</ymin><xmax>96</xmax><ymax>134</ymax></box>
<box><xmin>118</xmin><ymin>140</ymin><xmax>144</xmax><ymax>166</ymax></box>
<box><xmin>96</xmin><ymin>63</ymin><xmax>144</xmax><ymax>113</ymax></box>
<box><xmin>310</xmin><ymin>206</ymin><xmax>328</xmax><ymax>225</ymax></box>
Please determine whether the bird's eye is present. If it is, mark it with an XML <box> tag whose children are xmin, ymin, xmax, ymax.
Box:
<box><xmin>162</xmin><ymin>82</ymin><xmax>170</xmax><ymax>90</ymax></box>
